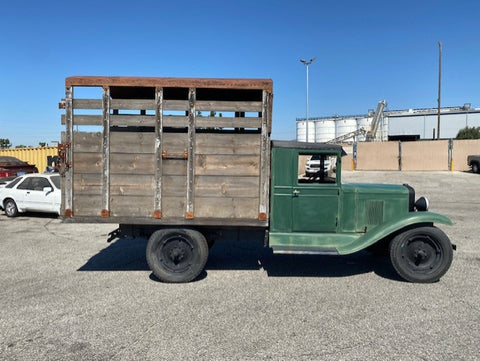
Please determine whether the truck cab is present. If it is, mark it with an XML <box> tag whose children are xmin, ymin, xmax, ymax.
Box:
<box><xmin>269</xmin><ymin>141</ymin><xmax>454</xmax><ymax>283</ymax></box>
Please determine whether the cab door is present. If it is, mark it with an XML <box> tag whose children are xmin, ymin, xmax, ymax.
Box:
<box><xmin>291</xmin><ymin>152</ymin><xmax>340</xmax><ymax>232</ymax></box>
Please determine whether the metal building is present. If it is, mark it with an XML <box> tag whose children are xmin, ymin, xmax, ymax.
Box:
<box><xmin>297</xmin><ymin>104</ymin><xmax>480</xmax><ymax>142</ymax></box>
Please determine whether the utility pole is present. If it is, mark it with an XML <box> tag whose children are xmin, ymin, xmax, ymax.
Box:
<box><xmin>437</xmin><ymin>42</ymin><xmax>442</xmax><ymax>139</ymax></box>
<box><xmin>300</xmin><ymin>57</ymin><xmax>316</xmax><ymax>142</ymax></box>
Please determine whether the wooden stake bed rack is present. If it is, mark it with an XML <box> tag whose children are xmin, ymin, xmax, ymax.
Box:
<box><xmin>60</xmin><ymin>76</ymin><xmax>273</xmax><ymax>227</ymax></box>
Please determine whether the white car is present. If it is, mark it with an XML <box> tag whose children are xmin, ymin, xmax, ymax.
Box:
<box><xmin>0</xmin><ymin>173</ymin><xmax>61</xmax><ymax>217</ymax></box>
<box><xmin>305</xmin><ymin>155</ymin><xmax>331</xmax><ymax>177</ymax></box>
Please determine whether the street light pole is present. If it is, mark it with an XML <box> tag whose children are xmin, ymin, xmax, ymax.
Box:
<box><xmin>300</xmin><ymin>57</ymin><xmax>316</xmax><ymax>142</ymax></box>
<box><xmin>437</xmin><ymin>42</ymin><xmax>442</xmax><ymax>139</ymax></box>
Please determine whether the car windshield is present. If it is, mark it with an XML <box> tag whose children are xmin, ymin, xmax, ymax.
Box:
<box><xmin>51</xmin><ymin>175</ymin><xmax>61</xmax><ymax>189</ymax></box>
<box><xmin>0</xmin><ymin>156</ymin><xmax>27</xmax><ymax>166</ymax></box>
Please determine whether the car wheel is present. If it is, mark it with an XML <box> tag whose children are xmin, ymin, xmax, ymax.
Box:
<box><xmin>4</xmin><ymin>199</ymin><xmax>18</xmax><ymax>217</ymax></box>
<box><xmin>389</xmin><ymin>226</ymin><xmax>453</xmax><ymax>283</ymax></box>
<box><xmin>472</xmin><ymin>162</ymin><xmax>479</xmax><ymax>174</ymax></box>
<box><xmin>146</xmin><ymin>228</ymin><xmax>209</xmax><ymax>283</ymax></box>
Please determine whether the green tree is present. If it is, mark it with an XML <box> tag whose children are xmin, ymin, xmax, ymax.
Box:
<box><xmin>0</xmin><ymin>138</ymin><xmax>12</xmax><ymax>149</ymax></box>
<box><xmin>456</xmin><ymin>126</ymin><xmax>480</xmax><ymax>139</ymax></box>
<box><xmin>39</xmin><ymin>142</ymin><xmax>47</xmax><ymax>147</ymax></box>
<box><xmin>15</xmin><ymin>145</ymin><xmax>27</xmax><ymax>148</ymax></box>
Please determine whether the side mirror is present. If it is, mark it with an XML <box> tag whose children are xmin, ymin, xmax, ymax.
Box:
<box><xmin>43</xmin><ymin>187</ymin><xmax>53</xmax><ymax>193</ymax></box>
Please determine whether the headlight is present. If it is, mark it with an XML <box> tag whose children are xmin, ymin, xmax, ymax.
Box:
<box><xmin>414</xmin><ymin>196</ymin><xmax>429</xmax><ymax>211</ymax></box>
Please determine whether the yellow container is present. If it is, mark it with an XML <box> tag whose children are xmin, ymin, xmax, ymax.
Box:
<box><xmin>0</xmin><ymin>146</ymin><xmax>58</xmax><ymax>173</ymax></box>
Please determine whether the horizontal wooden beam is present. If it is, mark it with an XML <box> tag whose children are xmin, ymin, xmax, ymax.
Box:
<box><xmin>196</xmin><ymin>101</ymin><xmax>262</xmax><ymax>112</ymax></box>
<box><xmin>66</xmin><ymin>76</ymin><xmax>273</xmax><ymax>92</ymax></box>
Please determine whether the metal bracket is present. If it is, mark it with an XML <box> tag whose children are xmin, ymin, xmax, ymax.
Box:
<box><xmin>58</xmin><ymin>142</ymin><xmax>71</xmax><ymax>175</ymax></box>
<box><xmin>162</xmin><ymin>149</ymin><xmax>188</xmax><ymax>160</ymax></box>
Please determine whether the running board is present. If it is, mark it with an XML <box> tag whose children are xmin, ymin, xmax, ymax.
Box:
<box><xmin>272</xmin><ymin>245</ymin><xmax>339</xmax><ymax>255</ymax></box>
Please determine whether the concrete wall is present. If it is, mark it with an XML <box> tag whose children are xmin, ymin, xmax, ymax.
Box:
<box><xmin>353</xmin><ymin>139</ymin><xmax>480</xmax><ymax>171</ymax></box>
<box><xmin>357</xmin><ymin>142</ymin><xmax>399</xmax><ymax>170</ymax></box>
<box><xmin>402</xmin><ymin>140</ymin><xmax>448</xmax><ymax>171</ymax></box>
<box><xmin>0</xmin><ymin>146</ymin><xmax>58</xmax><ymax>173</ymax></box>
<box><xmin>452</xmin><ymin>139</ymin><xmax>480</xmax><ymax>171</ymax></box>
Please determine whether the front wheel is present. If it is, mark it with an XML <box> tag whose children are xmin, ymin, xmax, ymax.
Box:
<box><xmin>4</xmin><ymin>199</ymin><xmax>18</xmax><ymax>217</ymax></box>
<box><xmin>389</xmin><ymin>226</ymin><xmax>453</xmax><ymax>283</ymax></box>
<box><xmin>146</xmin><ymin>228</ymin><xmax>209</xmax><ymax>283</ymax></box>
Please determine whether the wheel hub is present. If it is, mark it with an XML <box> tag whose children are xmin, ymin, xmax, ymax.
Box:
<box><xmin>169</xmin><ymin>247</ymin><xmax>185</xmax><ymax>264</ymax></box>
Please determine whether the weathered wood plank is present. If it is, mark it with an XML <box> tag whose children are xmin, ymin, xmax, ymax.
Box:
<box><xmin>259</xmin><ymin>89</ymin><xmax>271</xmax><ymax>219</ymax></box>
<box><xmin>110</xmin><ymin>195</ymin><xmax>152</xmax><ymax>217</ymax></box>
<box><xmin>110</xmin><ymin>132</ymin><xmax>155</xmax><ymax>154</ymax></box>
<box><xmin>195</xmin><ymin>134</ymin><xmax>261</xmax><ymax>155</ymax></box>
<box><xmin>163</xmin><ymin>116</ymin><xmax>189</xmax><ymax>127</ymax></box>
<box><xmin>73</xmin><ymin>132</ymin><xmax>102</xmax><ymax>153</ymax></box>
<box><xmin>62</xmin><ymin>114</ymin><xmax>102</xmax><ymax>125</ymax></box>
<box><xmin>73</xmin><ymin>153</ymin><xmax>102</xmax><ymax>174</ymax></box>
<box><xmin>110</xmin><ymin>115</ymin><xmax>155</xmax><ymax>127</ymax></box>
<box><xmin>162</xmin><ymin>133</ymin><xmax>188</xmax><ymax>154</ymax></box>
<box><xmin>195</xmin><ymin>117</ymin><xmax>261</xmax><ymax>128</ymax></box>
<box><xmin>73</xmin><ymin>173</ymin><xmax>102</xmax><ymax>195</ymax></box>
<box><xmin>110</xmin><ymin>153</ymin><xmax>155</xmax><ymax>175</ymax></box>
<box><xmin>163</xmin><ymin>175</ymin><xmax>186</xmax><ymax>197</ymax></box>
<box><xmin>64</xmin><ymin>87</ymin><xmax>74</xmax><ymax>216</ymax></box>
<box><xmin>163</xmin><ymin>159</ymin><xmax>187</xmax><ymax>176</ymax></box>
<box><xmin>73</xmin><ymin>195</ymin><xmax>102</xmax><ymax>216</ymax></box>
<box><xmin>164</xmin><ymin>100</ymin><xmax>189</xmax><ymax>111</ymax></box>
<box><xmin>195</xmin><ymin>197</ymin><xmax>259</xmax><ymax>218</ymax></box>
<box><xmin>110</xmin><ymin>99</ymin><xmax>155</xmax><ymax>110</ymax></box>
<box><xmin>196</xmin><ymin>101</ymin><xmax>262</xmax><ymax>112</ymax></box>
<box><xmin>162</xmin><ymin>196</ymin><xmax>186</xmax><ymax>218</ymax></box>
<box><xmin>73</xmin><ymin>99</ymin><xmax>102</xmax><ymax>109</ymax></box>
<box><xmin>111</xmin><ymin>174</ymin><xmax>154</xmax><ymax>196</ymax></box>
<box><xmin>154</xmin><ymin>87</ymin><xmax>164</xmax><ymax>217</ymax></box>
<box><xmin>195</xmin><ymin>175</ymin><xmax>259</xmax><ymax>198</ymax></box>
<box><xmin>195</xmin><ymin>154</ymin><xmax>260</xmax><ymax>176</ymax></box>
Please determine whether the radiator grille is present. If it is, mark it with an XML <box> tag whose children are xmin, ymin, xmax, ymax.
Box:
<box><xmin>366</xmin><ymin>200</ymin><xmax>384</xmax><ymax>225</ymax></box>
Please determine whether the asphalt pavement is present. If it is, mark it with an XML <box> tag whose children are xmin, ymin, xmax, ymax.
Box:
<box><xmin>0</xmin><ymin>171</ymin><xmax>479</xmax><ymax>360</ymax></box>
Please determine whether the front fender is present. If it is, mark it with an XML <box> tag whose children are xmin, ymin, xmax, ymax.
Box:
<box><xmin>337</xmin><ymin>212</ymin><xmax>453</xmax><ymax>255</ymax></box>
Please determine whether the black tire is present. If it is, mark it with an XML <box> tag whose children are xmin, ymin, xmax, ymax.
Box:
<box><xmin>4</xmin><ymin>199</ymin><xmax>18</xmax><ymax>217</ymax></box>
<box><xmin>389</xmin><ymin>226</ymin><xmax>453</xmax><ymax>283</ymax></box>
<box><xmin>472</xmin><ymin>162</ymin><xmax>479</xmax><ymax>174</ymax></box>
<box><xmin>146</xmin><ymin>228</ymin><xmax>209</xmax><ymax>283</ymax></box>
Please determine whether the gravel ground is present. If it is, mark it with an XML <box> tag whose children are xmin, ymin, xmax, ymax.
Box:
<box><xmin>0</xmin><ymin>171</ymin><xmax>479</xmax><ymax>360</ymax></box>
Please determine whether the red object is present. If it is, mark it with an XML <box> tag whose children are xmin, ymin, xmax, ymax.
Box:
<box><xmin>0</xmin><ymin>156</ymin><xmax>38</xmax><ymax>181</ymax></box>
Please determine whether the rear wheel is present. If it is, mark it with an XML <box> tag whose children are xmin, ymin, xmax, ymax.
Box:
<box><xmin>146</xmin><ymin>228</ymin><xmax>208</xmax><ymax>283</ymax></box>
<box><xmin>389</xmin><ymin>226</ymin><xmax>453</xmax><ymax>283</ymax></box>
<box><xmin>472</xmin><ymin>162</ymin><xmax>479</xmax><ymax>174</ymax></box>
<box><xmin>4</xmin><ymin>199</ymin><xmax>18</xmax><ymax>217</ymax></box>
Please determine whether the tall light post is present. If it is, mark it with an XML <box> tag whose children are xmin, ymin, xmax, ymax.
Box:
<box><xmin>437</xmin><ymin>42</ymin><xmax>442</xmax><ymax>139</ymax></box>
<box><xmin>300</xmin><ymin>57</ymin><xmax>316</xmax><ymax>142</ymax></box>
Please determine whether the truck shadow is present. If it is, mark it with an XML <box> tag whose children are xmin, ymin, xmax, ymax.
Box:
<box><xmin>78</xmin><ymin>237</ymin><xmax>402</xmax><ymax>282</ymax></box>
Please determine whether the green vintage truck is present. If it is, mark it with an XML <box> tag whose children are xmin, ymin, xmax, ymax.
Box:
<box><xmin>59</xmin><ymin>76</ymin><xmax>454</xmax><ymax>283</ymax></box>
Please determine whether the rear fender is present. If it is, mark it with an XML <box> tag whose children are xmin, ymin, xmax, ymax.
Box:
<box><xmin>338</xmin><ymin>212</ymin><xmax>453</xmax><ymax>255</ymax></box>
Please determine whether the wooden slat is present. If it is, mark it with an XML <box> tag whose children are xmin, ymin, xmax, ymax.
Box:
<box><xmin>163</xmin><ymin>159</ymin><xmax>187</xmax><ymax>176</ymax></box>
<box><xmin>110</xmin><ymin>99</ymin><xmax>156</xmax><ymax>110</ymax></box>
<box><xmin>195</xmin><ymin>117</ymin><xmax>261</xmax><ymax>128</ymax></box>
<box><xmin>73</xmin><ymin>173</ymin><xmax>102</xmax><ymax>195</ymax></box>
<box><xmin>195</xmin><ymin>175</ymin><xmax>259</xmax><ymax>198</ymax></box>
<box><xmin>164</xmin><ymin>100</ymin><xmax>189</xmax><ymax>111</ymax></box>
<box><xmin>110</xmin><ymin>115</ymin><xmax>155</xmax><ymax>127</ymax></box>
<box><xmin>110</xmin><ymin>132</ymin><xmax>155</xmax><ymax>154</ymax></box>
<box><xmin>111</xmin><ymin>174</ymin><xmax>154</xmax><ymax>196</ymax></box>
<box><xmin>195</xmin><ymin>197</ymin><xmax>258</xmax><ymax>218</ymax></box>
<box><xmin>101</xmin><ymin>87</ymin><xmax>111</xmax><ymax>215</ymax></box>
<box><xmin>73</xmin><ymin>132</ymin><xmax>102</xmax><ymax>153</ymax></box>
<box><xmin>196</xmin><ymin>133</ymin><xmax>261</xmax><ymax>155</ymax></box>
<box><xmin>110</xmin><ymin>195</ymin><xmax>152</xmax><ymax>217</ymax></box>
<box><xmin>163</xmin><ymin>116</ymin><xmax>189</xmax><ymax>127</ymax></box>
<box><xmin>72</xmin><ymin>153</ymin><xmax>102</xmax><ymax>174</ymax></box>
<box><xmin>62</xmin><ymin>114</ymin><xmax>102</xmax><ymax>125</ymax></box>
<box><xmin>162</xmin><ymin>196</ymin><xmax>186</xmax><ymax>218</ymax></box>
<box><xmin>196</xmin><ymin>101</ymin><xmax>262</xmax><ymax>112</ymax></box>
<box><xmin>195</xmin><ymin>154</ymin><xmax>259</xmax><ymax>176</ymax></box>
<box><xmin>73</xmin><ymin>195</ymin><xmax>102</xmax><ymax>216</ymax></box>
<box><xmin>110</xmin><ymin>153</ymin><xmax>155</xmax><ymax>175</ymax></box>
<box><xmin>163</xmin><ymin>175</ymin><xmax>186</xmax><ymax>197</ymax></box>
<box><xmin>73</xmin><ymin>99</ymin><xmax>102</xmax><ymax>109</ymax></box>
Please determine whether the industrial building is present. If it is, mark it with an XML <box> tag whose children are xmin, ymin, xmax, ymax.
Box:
<box><xmin>297</xmin><ymin>103</ymin><xmax>480</xmax><ymax>143</ymax></box>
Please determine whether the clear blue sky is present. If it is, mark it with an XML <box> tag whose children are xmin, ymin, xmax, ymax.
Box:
<box><xmin>1</xmin><ymin>0</ymin><xmax>479</xmax><ymax>146</ymax></box>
